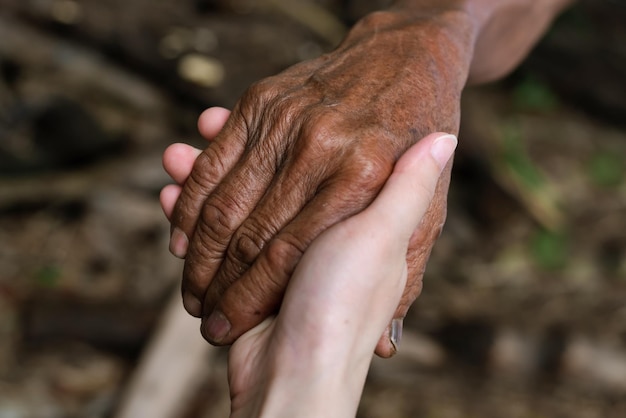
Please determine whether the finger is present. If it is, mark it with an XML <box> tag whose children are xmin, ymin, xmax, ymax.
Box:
<box><xmin>160</xmin><ymin>184</ymin><xmax>182</xmax><ymax>220</ymax></box>
<box><xmin>163</xmin><ymin>108</ymin><xmax>230</xmax><ymax>185</ymax></box>
<box><xmin>198</xmin><ymin>107</ymin><xmax>232</xmax><ymax>140</ymax></box>
<box><xmin>163</xmin><ymin>143</ymin><xmax>202</xmax><ymax>185</ymax></box>
<box><xmin>364</xmin><ymin>133</ymin><xmax>457</xmax><ymax>241</ymax></box>
<box><xmin>197</xmin><ymin>141</ymin><xmax>338</xmax><ymax>317</ymax></box>
<box><xmin>181</xmin><ymin>123</ymin><xmax>292</xmax><ymax>314</ymax></box>
<box><xmin>200</xmin><ymin>171</ymin><xmax>390</xmax><ymax>344</ymax></box>
<box><xmin>207</xmin><ymin>133</ymin><xmax>455</xmax><ymax>346</ymax></box>
<box><xmin>373</xmin><ymin>136</ymin><xmax>456</xmax><ymax>358</ymax></box>
<box><xmin>169</xmin><ymin>110</ymin><xmax>247</xmax><ymax>260</ymax></box>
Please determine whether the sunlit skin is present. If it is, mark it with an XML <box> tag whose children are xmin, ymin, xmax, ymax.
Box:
<box><xmin>166</xmin><ymin>0</ymin><xmax>573</xmax><ymax>357</ymax></box>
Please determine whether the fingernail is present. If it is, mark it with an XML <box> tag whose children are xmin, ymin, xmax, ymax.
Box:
<box><xmin>182</xmin><ymin>291</ymin><xmax>202</xmax><ymax>317</ymax></box>
<box><xmin>390</xmin><ymin>318</ymin><xmax>403</xmax><ymax>352</ymax></box>
<box><xmin>169</xmin><ymin>227</ymin><xmax>189</xmax><ymax>259</ymax></box>
<box><xmin>430</xmin><ymin>134</ymin><xmax>458</xmax><ymax>170</ymax></box>
<box><xmin>204</xmin><ymin>311</ymin><xmax>231</xmax><ymax>343</ymax></box>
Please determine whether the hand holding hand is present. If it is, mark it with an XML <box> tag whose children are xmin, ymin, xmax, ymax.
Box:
<box><xmin>164</xmin><ymin>10</ymin><xmax>471</xmax><ymax>357</ymax></box>
<box><xmin>163</xmin><ymin>131</ymin><xmax>457</xmax><ymax>417</ymax></box>
<box><xmin>225</xmin><ymin>131</ymin><xmax>456</xmax><ymax>417</ymax></box>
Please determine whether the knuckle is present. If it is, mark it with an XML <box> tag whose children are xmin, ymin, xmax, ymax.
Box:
<box><xmin>219</xmin><ymin>235</ymin><xmax>304</xmax><ymax>318</ymax></box>
<box><xmin>342</xmin><ymin>150</ymin><xmax>394</xmax><ymax>197</ymax></box>
<box><xmin>243</xmin><ymin>78</ymin><xmax>280</xmax><ymax>107</ymax></box>
<box><xmin>210</xmin><ymin>239</ymin><xmax>260</xmax><ymax>302</ymax></box>
<box><xmin>265</xmin><ymin>234</ymin><xmax>304</xmax><ymax>278</ymax></box>
<box><xmin>270</xmin><ymin>98</ymin><xmax>302</xmax><ymax>131</ymax></box>
<box><xmin>230</xmin><ymin>229</ymin><xmax>266</xmax><ymax>267</ymax></box>
<box><xmin>197</xmin><ymin>200</ymin><xmax>238</xmax><ymax>247</ymax></box>
<box><xmin>298</xmin><ymin>111</ymin><xmax>344</xmax><ymax>156</ymax></box>
<box><xmin>355</xmin><ymin>156</ymin><xmax>392</xmax><ymax>187</ymax></box>
<box><xmin>187</xmin><ymin>147</ymin><xmax>227</xmax><ymax>192</ymax></box>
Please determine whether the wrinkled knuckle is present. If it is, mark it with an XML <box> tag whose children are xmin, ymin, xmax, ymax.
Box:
<box><xmin>299</xmin><ymin>111</ymin><xmax>343</xmax><ymax>156</ymax></box>
<box><xmin>265</xmin><ymin>234</ymin><xmax>304</xmax><ymax>276</ymax></box>
<box><xmin>198</xmin><ymin>202</ymin><xmax>237</xmax><ymax>247</ymax></box>
<box><xmin>244</xmin><ymin>78</ymin><xmax>280</xmax><ymax>107</ymax></box>
<box><xmin>345</xmin><ymin>151</ymin><xmax>394</xmax><ymax>195</ymax></box>
<box><xmin>188</xmin><ymin>147</ymin><xmax>226</xmax><ymax>190</ymax></box>
<box><xmin>273</xmin><ymin>97</ymin><xmax>304</xmax><ymax>127</ymax></box>
<box><xmin>230</xmin><ymin>229</ymin><xmax>265</xmax><ymax>267</ymax></box>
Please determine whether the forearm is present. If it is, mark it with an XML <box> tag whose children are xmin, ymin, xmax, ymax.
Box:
<box><xmin>244</xmin><ymin>365</ymin><xmax>368</xmax><ymax>418</ymax></box>
<box><xmin>230</xmin><ymin>308</ymin><xmax>381</xmax><ymax>418</ymax></box>
<box><xmin>463</xmin><ymin>0</ymin><xmax>575</xmax><ymax>83</ymax></box>
<box><xmin>387</xmin><ymin>0</ymin><xmax>574</xmax><ymax>84</ymax></box>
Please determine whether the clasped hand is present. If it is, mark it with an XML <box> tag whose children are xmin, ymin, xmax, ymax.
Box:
<box><xmin>161</xmin><ymin>10</ymin><xmax>464</xmax><ymax>357</ymax></box>
<box><xmin>161</xmin><ymin>121</ymin><xmax>456</xmax><ymax>416</ymax></box>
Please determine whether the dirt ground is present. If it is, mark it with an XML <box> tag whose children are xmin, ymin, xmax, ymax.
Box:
<box><xmin>0</xmin><ymin>1</ymin><xmax>625</xmax><ymax>417</ymax></box>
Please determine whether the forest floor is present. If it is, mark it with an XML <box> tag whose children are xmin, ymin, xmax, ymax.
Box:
<box><xmin>0</xmin><ymin>1</ymin><xmax>625</xmax><ymax>417</ymax></box>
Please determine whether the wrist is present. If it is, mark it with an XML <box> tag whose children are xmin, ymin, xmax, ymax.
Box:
<box><xmin>239</xmin><ymin>327</ymin><xmax>374</xmax><ymax>418</ymax></box>
<box><xmin>384</xmin><ymin>0</ymin><xmax>572</xmax><ymax>84</ymax></box>
<box><xmin>254</xmin><ymin>359</ymin><xmax>369</xmax><ymax>418</ymax></box>
<box><xmin>229</xmin><ymin>326</ymin><xmax>375</xmax><ymax>418</ymax></box>
<box><xmin>341</xmin><ymin>5</ymin><xmax>478</xmax><ymax>93</ymax></box>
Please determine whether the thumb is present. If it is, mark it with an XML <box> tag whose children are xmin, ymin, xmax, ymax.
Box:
<box><xmin>365</xmin><ymin>132</ymin><xmax>457</xmax><ymax>240</ymax></box>
<box><xmin>366</xmin><ymin>132</ymin><xmax>457</xmax><ymax>357</ymax></box>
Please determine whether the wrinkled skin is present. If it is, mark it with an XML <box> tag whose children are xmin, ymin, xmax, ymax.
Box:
<box><xmin>161</xmin><ymin>131</ymin><xmax>458</xmax><ymax>416</ymax></box>
<box><xmin>224</xmin><ymin>134</ymin><xmax>455</xmax><ymax>417</ymax></box>
<box><xmin>169</xmin><ymin>10</ymin><xmax>471</xmax><ymax>357</ymax></box>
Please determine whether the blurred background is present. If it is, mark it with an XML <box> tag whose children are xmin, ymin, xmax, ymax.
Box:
<box><xmin>0</xmin><ymin>0</ymin><xmax>625</xmax><ymax>417</ymax></box>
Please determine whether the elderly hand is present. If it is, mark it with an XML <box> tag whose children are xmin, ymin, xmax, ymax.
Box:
<box><xmin>164</xmin><ymin>132</ymin><xmax>457</xmax><ymax>417</ymax></box>
<box><xmin>162</xmin><ymin>0</ymin><xmax>573</xmax><ymax>358</ymax></box>
<box><xmin>164</xmin><ymin>9</ymin><xmax>473</xmax><ymax>357</ymax></box>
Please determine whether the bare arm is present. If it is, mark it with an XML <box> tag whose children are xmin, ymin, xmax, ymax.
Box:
<box><xmin>369</xmin><ymin>0</ymin><xmax>575</xmax><ymax>84</ymax></box>
<box><xmin>462</xmin><ymin>0</ymin><xmax>575</xmax><ymax>83</ymax></box>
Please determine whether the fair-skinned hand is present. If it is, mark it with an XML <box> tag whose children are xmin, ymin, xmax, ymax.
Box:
<box><xmin>162</xmin><ymin>130</ymin><xmax>457</xmax><ymax>417</ymax></box>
